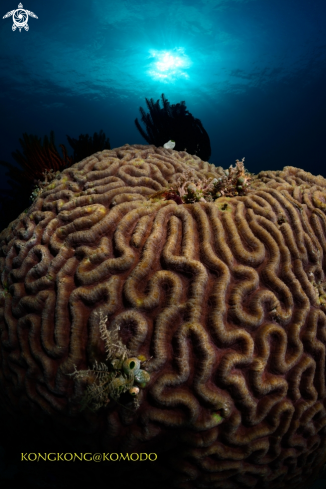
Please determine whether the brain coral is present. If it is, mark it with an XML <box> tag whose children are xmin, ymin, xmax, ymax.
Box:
<box><xmin>1</xmin><ymin>144</ymin><xmax>326</xmax><ymax>488</ymax></box>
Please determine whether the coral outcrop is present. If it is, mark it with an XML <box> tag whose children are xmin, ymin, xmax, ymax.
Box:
<box><xmin>1</xmin><ymin>144</ymin><xmax>326</xmax><ymax>488</ymax></box>
<box><xmin>135</xmin><ymin>94</ymin><xmax>212</xmax><ymax>161</ymax></box>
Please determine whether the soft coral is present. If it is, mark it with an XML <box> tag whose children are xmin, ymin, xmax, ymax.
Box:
<box><xmin>148</xmin><ymin>157</ymin><xmax>253</xmax><ymax>205</ymax></box>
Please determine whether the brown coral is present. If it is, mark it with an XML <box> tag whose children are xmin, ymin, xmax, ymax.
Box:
<box><xmin>1</xmin><ymin>145</ymin><xmax>326</xmax><ymax>488</ymax></box>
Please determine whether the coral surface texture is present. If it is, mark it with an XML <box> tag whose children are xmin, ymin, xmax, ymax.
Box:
<box><xmin>1</xmin><ymin>144</ymin><xmax>326</xmax><ymax>488</ymax></box>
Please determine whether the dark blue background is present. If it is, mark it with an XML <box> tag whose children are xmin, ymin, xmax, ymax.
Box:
<box><xmin>0</xmin><ymin>0</ymin><xmax>325</xmax><ymax>192</ymax></box>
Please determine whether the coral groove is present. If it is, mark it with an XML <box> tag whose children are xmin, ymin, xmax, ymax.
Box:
<box><xmin>1</xmin><ymin>145</ymin><xmax>326</xmax><ymax>488</ymax></box>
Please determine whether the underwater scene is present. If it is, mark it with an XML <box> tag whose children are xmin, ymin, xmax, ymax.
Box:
<box><xmin>0</xmin><ymin>0</ymin><xmax>326</xmax><ymax>488</ymax></box>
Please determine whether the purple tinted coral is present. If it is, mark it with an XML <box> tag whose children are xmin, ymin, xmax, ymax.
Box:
<box><xmin>1</xmin><ymin>145</ymin><xmax>326</xmax><ymax>489</ymax></box>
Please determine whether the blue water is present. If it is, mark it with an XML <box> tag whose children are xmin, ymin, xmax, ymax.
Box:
<box><xmin>0</xmin><ymin>0</ymin><xmax>325</xmax><ymax>192</ymax></box>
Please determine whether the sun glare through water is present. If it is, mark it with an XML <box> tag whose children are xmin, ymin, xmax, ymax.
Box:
<box><xmin>147</xmin><ymin>48</ymin><xmax>191</xmax><ymax>82</ymax></box>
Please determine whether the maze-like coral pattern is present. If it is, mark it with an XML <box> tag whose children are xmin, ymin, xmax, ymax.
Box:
<box><xmin>1</xmin><ymin>145</ymin><xmax>326</xmax><ymax>488</ymax></box>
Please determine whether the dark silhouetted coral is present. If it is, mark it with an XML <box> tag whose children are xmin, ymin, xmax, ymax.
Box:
<box><xmin>1</xmin><ymin>145</ymin><xmax>326</xmax><ymax>489</ymax></box>
<box><xmin>11</xmin><ymin>131</ymin><xmax>73</xmax><ymax>183</ymax></box>
<box><xmin>135</xmin><ymin>94</ymin><xmax>211</xmax><ymax>161</ymax></box>
<box><xmin>66</xmin><ymin>130</ymin><xmax>111</xmax><ymax>164</ymax></box>
<box><xmin>0</xmin><ymin>130</ymin><xmax>111</xmax><ymax>233</ymax></box>
<box><xmin>0</xmin><ymin>131</ymin><xmax>74</xmax><ymax>232</ymax></box>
